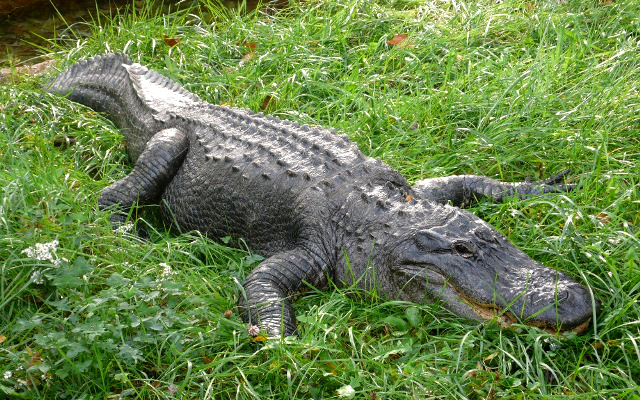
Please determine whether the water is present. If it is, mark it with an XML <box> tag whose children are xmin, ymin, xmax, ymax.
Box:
<box><xmin>0</xmin><ymin>0</ymin><xmax>269</xmax><ymax>65</ymax></box>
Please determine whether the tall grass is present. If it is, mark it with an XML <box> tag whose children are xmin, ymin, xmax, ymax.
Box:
<box><xmin>1</xmin><ymin>0</ymin><xmax>639</xmax><ymax>398</ymax></box>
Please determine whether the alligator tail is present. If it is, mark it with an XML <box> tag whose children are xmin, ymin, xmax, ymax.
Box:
<box><xmin>45</xmin><ymin>53</ymin><xmax>158</xmax><ymax>161</ymax></box>
<box><xmin>45</xmin><ymin>53</ymin><xmax>133</xmax><ymax>115</ymax></box>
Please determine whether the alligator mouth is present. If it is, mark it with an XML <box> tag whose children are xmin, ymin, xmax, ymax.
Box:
<box><xmin>398</xmin><ymin>264</ymin><xmax>592</xmax><ymax>335</ymax></box>
<box><xmin>452</xmin><ymin>286</ymin><xmax>592</xmax><ymax>335</ymax></box>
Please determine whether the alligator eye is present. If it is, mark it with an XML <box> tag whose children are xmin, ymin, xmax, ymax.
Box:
<box><xmin>453</xmin><ymin>242</ymin><xmax>476</xmax><ymax>258</ymax></box>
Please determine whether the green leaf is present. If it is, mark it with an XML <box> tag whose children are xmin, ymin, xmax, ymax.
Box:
<box><xmin>52</xmin><ymin>274</ymin><xmax>83</xmax><ymax>288</ymax></box>
<box><xmin>106</xmin><ymin>272</ymin><xmax>129</xmax><ymax>287</ymax></box>
<box><xmin>382</xmin><ymin>315</ymin><xmax>407</xmax><ymax>331</ymax></box>
<box><xmin>404</xmin><ymin>306</ymin><xmax>421</xmax><ymax>328</ymax></box>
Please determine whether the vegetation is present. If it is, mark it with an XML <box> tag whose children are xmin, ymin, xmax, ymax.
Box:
<box><xmin>1</xmin><ymin>0</ymin><xmax>639</xmax><ymax>397</ymax></box>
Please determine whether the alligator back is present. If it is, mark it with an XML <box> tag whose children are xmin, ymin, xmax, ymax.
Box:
<box><xmin>157</xmin><ymin>103</ymin><xmax>413</xmax><ymax>256</ymax></box>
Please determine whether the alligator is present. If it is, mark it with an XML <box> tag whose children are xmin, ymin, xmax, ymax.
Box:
<box><xmin>45</xmin><ymin>53</ymin><xmax>598</xmax><ymax>336</ymax></box>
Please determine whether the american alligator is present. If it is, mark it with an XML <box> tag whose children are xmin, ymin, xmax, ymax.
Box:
<box><xmin>46</xmin><ymin>53</ymin><xmax>598</xmax><ymax>336</ymax></box>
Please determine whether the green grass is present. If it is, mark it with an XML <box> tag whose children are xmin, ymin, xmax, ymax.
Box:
<box><xmin>1</xmin><ymin>0</ymin><xmax>639</xmax><ymax>398</ymax></box>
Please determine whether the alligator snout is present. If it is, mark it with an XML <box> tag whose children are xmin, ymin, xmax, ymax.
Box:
<box><xmin>394</xmin><ymin>215</ymin><xmax>599</xmax><ymax>334</ymax></box>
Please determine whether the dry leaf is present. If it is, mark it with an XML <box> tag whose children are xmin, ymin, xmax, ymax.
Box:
<box><xmin>260</xmin><ymin>95</ymin><xmax>273</xmax><ymax>110</ymax></box>
<box><xmin>484</xmin><ymin>352</ymin><xmax>498</xmax><ymax>362</ymax></box>
<box><xmin>387</xmin><ymin>33</ymin><xmax>408</xmax><ymax>45</ymax></box>
<box><xmin>236</xmin><ymin>41</ymin><xmax>257</xmax><ymax>50</ymax></box>
<box><xmin>596</xmin><ymin>212</ymin><xmax>611</xmax><ymax>224</ymax></box>
<box><xmin>163</xmin><ymin>35</ymin><xmax>180</xmax><ymax>47</ymax></box>
<box><xmin>240</xmin><ymin>53</ymin><xmax>254</xmax><ymax>66</ymax></box>
<box><xmin>0</xmin><ymin>335</ymin><xmax>6</xmax><ymax>344</ymax></box>
<box><xmin>325</xmin><ymin>361</ymin><xmax>338</xmax><ymax>376</ymax></box>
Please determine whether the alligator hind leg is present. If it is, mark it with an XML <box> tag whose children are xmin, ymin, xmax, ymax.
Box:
<box><xmin>98</xmin><ymin>128</ymin><xmax>188</xmax><ymax>228</ymax></box>
<box><xmin>239</xmin><ymin>249</ymin><xmax>329</xmax><ymax>337</ymax></box>
<box><xmin>413</xmin><ymin>170</ymin><xmax>574</xmax><ymax>207</ymax></box>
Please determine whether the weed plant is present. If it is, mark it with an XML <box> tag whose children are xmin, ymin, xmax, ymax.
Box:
<box><xmin>1</xmin><ymin>0</ymin><xmax>639</xmax><ymax>398</ymax></box>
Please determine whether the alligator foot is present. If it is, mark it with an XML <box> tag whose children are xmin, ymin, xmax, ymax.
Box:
<box><xmin>413</xmin><ymin>170</ymin><xmax>576</xmax><ymax>207</ymax></box>
<box><xmin>98</xmin><ymin>128</ymin><xmax>188</xmax><ymax>231</ymax></box>
<box><xmin>239</xmin><ymin>249</ymin><xmax>330</xmax><ymax>337</ymax></box>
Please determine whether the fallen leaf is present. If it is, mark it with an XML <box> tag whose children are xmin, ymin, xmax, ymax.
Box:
<box><xmin>405</xmin><ymin>194</ymin><xmax>413</xmax><ymax>202</ymax></box>
<box><xmin>596</xmin><ymin>212</ymin><xmax>611</xmax><ymax>224</ymax></box>
<box><xmin>387</xmin><ymin>33</ymin><xmax>408</xmax><ymax>45</ymax></box>
<box><xmin>203</xmin><ymin>355</ymin><xmax>214</xmax><ymax>363</ymax></box>
<box><xmin>163</xmin><ymin>35</ymin><xmax>180</xmax><ymax>47</ymax></box>
<box><xmin>0</xmin><ymin>335</ymin><xmax>6</xmax><ymax>344</ymax></box>
<box><xmin>260</xmin><ymin>95</ymin><xmax>273</xmax><ymax>110</ymax></box>
<box><xmin>325</xmin><ymin>361</ymin><xmax>338</xmax><ymax>376</ymax></box>
<box><xmin>236</xmin><ymin>41</ymin><xmax>257</xmax><ymax>50</ymax></box>
<box><xmin>240</xmin><ymin>52</ymin><xmax>254</xmax><ymax>64</ymax></box>
<box><xmin>484</xmin><ymin>352</ymin><xmax>498</xmax><ymax>362</ymax></box>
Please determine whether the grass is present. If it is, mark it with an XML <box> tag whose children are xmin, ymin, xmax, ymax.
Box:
<box><xmin>1</xmin><ymin>0</ymin><xmax>639</xmax><ymax>397</ymax></box>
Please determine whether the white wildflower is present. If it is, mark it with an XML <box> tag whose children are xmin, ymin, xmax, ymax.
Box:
<box><xmin>17</xmin><ymin>378</ymin><xmax>27</xmax><ymax>386</ymax></box>
<box><xmin>22</xmin><ymin>240</ymin><xmax>68</xmax><ymax>266</ymax></box>
<box><xmin>337</xmin><ymin>384</ymin><xmax>356</xmax><ymax>398</ymax></box>
<box><xmin>30</xmin><ymin>271</ymin><xmax>44</xmax><ymax>284</ymax></box>
<box><xmin>3</xmin><ymin>371</ymin><xmax>11</xmax><ymax>379</ymax></box>
<box><xmin>160</xmin><ymin>263</ymin><xmax>174</xmax><ymax>278</ymax></box>
<box><xmin>115</xmin><ymin>222</ymin><xmax>134</xmax><ymax>234</ymax></box>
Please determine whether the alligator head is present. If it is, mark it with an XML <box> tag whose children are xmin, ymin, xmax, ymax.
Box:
<box><xmin>388</xmin><ymin>208</ymin><xmax>598</xmax><ymax>333</ymax></box>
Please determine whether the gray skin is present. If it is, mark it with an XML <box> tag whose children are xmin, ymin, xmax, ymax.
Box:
<box><xmin>46</xmin><ymin>53</ymin><xmax>599</xmax><ymax>336</ymax></box>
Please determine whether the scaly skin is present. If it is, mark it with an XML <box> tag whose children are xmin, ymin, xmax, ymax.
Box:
<box><xmin>46</xmin><ymin>53</ymin><xmax>599</xmax><ymax>337</ymax></box>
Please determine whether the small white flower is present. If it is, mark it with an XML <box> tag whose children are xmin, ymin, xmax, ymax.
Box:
<box><xmin>22</xmin><ymin>240</ymin><xmax>67</xmax><ymax>266</ymax></box>
<box><xmin>337</xmin><ymin>384</ymin><xmax>355</xmax><ymax>398</ymax></box>
<box><xmin>31</xmin><ymin>271</ymin><xmax>44</xmax><ymax>284</ymax></box>
<box><xmin>17</xmin><ymin>378</ymin><xmax>27</xmax><ymax>386</ymax></box>
<box><xmin>160</xmin><ymin>263</ymin><xmax>174</xmax><ymax>278</ymax></box>
<box><xmin>3</xmin><ymin>371</ymin><xmax>12</xmax><ymax>379</ymax></box>
<box><xmin>115</xmin><ymin>222</ymin><xmax>134</xmax><ymax>234</ymax></box>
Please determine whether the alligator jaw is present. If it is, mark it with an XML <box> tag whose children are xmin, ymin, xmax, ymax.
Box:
<box><xmin>451</xmin><ymin>287</ymin><xmax>593</xmax><ymax>335</ymax></box>
<box><xmin>397</xmin><ymin>264</ymin><xmax>593</xmax><ymax>334</ymax></box>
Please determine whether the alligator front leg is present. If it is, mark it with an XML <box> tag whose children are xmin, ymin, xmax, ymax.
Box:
<box><xmin>239</xmin><ymin>248</ymin><xmax>329</xmax><ymax>337</ymax></box>
<box><xmin>98</xmin><ymin>128</ymin><xmax>189</xmax><ymax>227</ymax></box>
<box><xmin>413</xmin><ymin>170</ymin><xmax>574</xmax><ymax>207</ymax></box>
